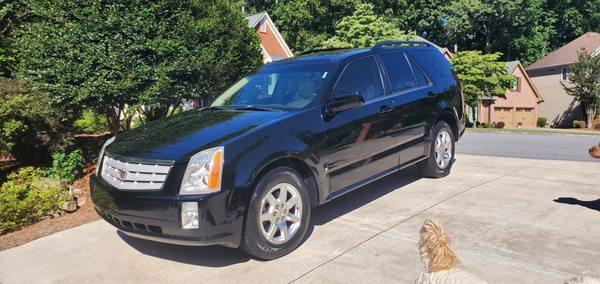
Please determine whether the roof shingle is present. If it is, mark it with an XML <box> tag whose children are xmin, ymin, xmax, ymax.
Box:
<box><xmin>526</xmin><ymin>32</ymin><xmax>600</xmax><ymax>70</ymax></box>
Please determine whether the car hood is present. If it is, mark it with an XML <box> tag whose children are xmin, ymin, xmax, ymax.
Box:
<box><xmin>105</xmin><ymin>109</ymin><xmax>287</xmax><ymax>163</ymax></box>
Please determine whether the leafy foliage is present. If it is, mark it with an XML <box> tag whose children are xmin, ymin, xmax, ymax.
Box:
<box><xmin>537</xmin><ymin>117</ymin><xmax>547</xmax><ymax>128</ymax></box>
<box><xmin>44</xmin><ymin>150</ymin><xmax>85</xmax><ymax>183</ymax></box>
<box><xmin>0</xmin><ymin>78</ymin><xmax>74</xmax><ymax>164</ymax></box>
<box><xmin>0</xmin><ymin>167</ymin><xmax>67</xmax><ymax>234</ymax></box>
<box><xmin>451</xmin><ymin>51</ymin><xmax>515</xmax><ymax>107</ymax></box>
<box><xmin>74</xmin><ymin>110</ymin><xmax>108</xmax><ymax>134</ymax></box>
<box><xmin>324</xmin><ymin>3</ymin><xmax>413</xmax><ymax>48</ymax></box>
<box><xmin>563</xmin><ymin>51</ymin><xmax>600</xmax><ymax>128</ymax></box>
<box><xmin>17</xmin><ymin>0</ymin><xmax>262</xmax><ymax>134</ymax></box>
<box><xmin>0</xmin><ymin>0</ymin><xmax>30</xmax><ymax>77</ymax></box>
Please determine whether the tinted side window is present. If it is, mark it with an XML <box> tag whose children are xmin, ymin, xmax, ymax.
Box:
<box><xmin>334</xmin><ymin>57</ymin><xmax>383</xmax><ymax>101</ymax></box>
<box><xmin>409</xmin><ymin>58</ymin><xmax>430</xmax><ymax>86</ymax></box>
<box><xmin>413</xmin><ymin>50</ymin><xmax>453</xmax><ymax>78</ymax></box>
<box><xmin>379</xmin><ymin>52</ymin><xmax>416</xmax><ymax>92</ymax></box>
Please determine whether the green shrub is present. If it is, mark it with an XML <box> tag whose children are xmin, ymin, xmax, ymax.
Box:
<box><xmin>0</xmin><ymin>167</ymin><xmax>68</xmax><ymax>234</ymax></box>
<box><xmin>537</xmin><ymin>117</ymin><xmax>547</xmax><ymax>128</ymax></box>
<box><xmin>572</xmin><ymin>120</ymin><xmax>586</xmax><ymax>128</ymax></box>
<box><xmin>495</xmin><ymin>121</ymin><xmax>506</xmax><ymax>129</ymax></box>
<box><xmin>479</xmin><ymin>122</ymin><xmax>493</xmax><ymax>128</ymax></box>
<box><xmin>1</xmin><ymin>79</ymin><xmax>75</xmax><ymax>164</ymax></box>
<box><xmin>44</xmin><ymin>149</ymin><xmax>85</xmax><ymax>183</ymax></box>
<box><xmin>74</xmin><ymin>110</ymin><xmax>108</xmax><ymax>134</ymax></box>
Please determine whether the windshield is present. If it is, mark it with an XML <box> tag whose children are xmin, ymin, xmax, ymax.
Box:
<box><xmin>211</xmin><ymin>63</ymin><xmax>335</xmax><ymax>110</ymax></box>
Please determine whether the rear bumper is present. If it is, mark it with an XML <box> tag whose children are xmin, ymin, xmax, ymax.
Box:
<box><xmin>90</xmin><ymin>174</ymin><xmax>244</xmax><ymax>248</ymax></box>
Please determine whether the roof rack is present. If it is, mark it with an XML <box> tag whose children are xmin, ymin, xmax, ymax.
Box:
<box><xmin>298</xmin><ymin>47</ymin><xmax>349</xmax><ymax>56</ymax></box>
<box><xmin>372</xmin><ymin>41</ymin><xmax>432</xmax><ymax>50</ymax></box>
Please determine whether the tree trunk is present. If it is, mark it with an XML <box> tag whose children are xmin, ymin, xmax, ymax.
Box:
<box><xmin>586</xmin><ymin>106</ymin><xmax>597</xmax><ymax>129</ymax></box>
<box><xmin>108</xmin><ymin>106</ymin><xmax>122</xmax><ymax>135</ymax></box>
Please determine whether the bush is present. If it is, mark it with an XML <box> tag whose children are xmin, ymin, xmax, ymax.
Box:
<box><xmin>0</xmin><ymin>167</ymin><xmax>68</xmax><ymax>234</ymax></box>
<box><xmin>572</xmin><ymin>120</ymin><xmax>586</xmax><ymax>128</ymax></box>
<box><xmin>74</xmin><ymin>110</ymin><xmax>108</xmax><ymax>134</ymax></box>
<box><xmin>537</xmin><ymin>117</ymin><xmax>547</xmax><ymax>128</ymax></box>
<box><xmin>1</xmin><ymin>79</ymin><xmax>75</xmax><ymax>164</ymax></box>
<box><xmin>495</xmin><ymin>121</ymin><xmax>506</xmax><ymax>129</ymax></box>
<box><xmin>44</xmin><ymin>149</ymin><xmax>85</xmax><ymax>183</ymax></box>
<box><xmin>479</xmin><ymin>122</ymin><xmax>494</xmax><ymax>128</ymax></box>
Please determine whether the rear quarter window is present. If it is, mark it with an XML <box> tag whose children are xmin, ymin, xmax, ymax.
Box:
<box><xmin>413</xmin><ymin>50</ymin><xmax>453</xmax><ymax>79</ymax></box>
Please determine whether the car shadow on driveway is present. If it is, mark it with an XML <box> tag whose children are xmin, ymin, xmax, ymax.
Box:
<box><xmin>117</xmin><ymin>166</ymin><xmax>422</xmax><ymax>266</ymax></box>
<box><xmin>117</xmin><ymin>230</ymin><xmax>252</xmax><ymax>266</ymax></box>
<box><xmin>311</xmin><ymin>165</ymin><xmax>422</xmax><ymax>226</ymax></box>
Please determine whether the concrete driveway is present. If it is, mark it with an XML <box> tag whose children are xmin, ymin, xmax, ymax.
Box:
<box><xmin>1</xmin><ymin>154</ymin><xmax>599</xmax><ymax>283</ymax></box>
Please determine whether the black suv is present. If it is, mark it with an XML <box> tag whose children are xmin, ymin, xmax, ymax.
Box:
<box><xmin>91</xmin><ymin>41</ymin><xmax>466</xmax><ymax>260</ymax></box>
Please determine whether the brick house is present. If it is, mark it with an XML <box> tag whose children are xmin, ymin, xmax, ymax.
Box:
<box><xmin>525</xmin><ymin>32</ymin><xmax>600</xmax><ymax>127</ymax></box>
<box><xmin>477</xmin><ymin>61</ymin><xmax>544</xmax><ymax>128</ymax></box>
<box><xmin>246</xmin><ymin>12</ymin><xmax>293</xmax><ymax>63</ymax></box>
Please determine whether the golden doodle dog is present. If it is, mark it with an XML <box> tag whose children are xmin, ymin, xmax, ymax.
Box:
<box><xmin>416</xmin><ymin>219</ymin><xmax>600</xmax><ymax>284</ymax></box>
<box><xmin>416</xmin><ymin>219</ymin><xmax>487</xmax><ymax>284</ymax></box>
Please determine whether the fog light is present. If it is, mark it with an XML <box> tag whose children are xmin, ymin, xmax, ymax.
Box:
<box><xmin>181</xmin><ymin>202</ymin><xmax>199</xmax><ymax>229</ymax></box>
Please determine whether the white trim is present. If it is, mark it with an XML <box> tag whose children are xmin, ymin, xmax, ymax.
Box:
<box><xmin>262</xmin><ymin>13</ymin><xmax>294</xmax><ymax>58</ymax></box>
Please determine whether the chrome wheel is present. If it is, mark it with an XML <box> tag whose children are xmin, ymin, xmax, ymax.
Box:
<box><xmin>259</xmin><ymin>183</ymin><xmax>303</xmax><ymax>245</ymax></box>
<box><xmin>434</xmin><ymin>129</ymin><xmax>453</xmax><ymax>169</ymax></box>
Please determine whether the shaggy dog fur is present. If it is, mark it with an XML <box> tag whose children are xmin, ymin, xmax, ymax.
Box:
<box><xmin>415</xmin><ymin>219</ymin><xmax>487</xmax><ymax>284</ymax></box>
<box><xmin>565</xmin><ymin>277</ymin><xmax>600</xmax><ymax>284</ymax></box>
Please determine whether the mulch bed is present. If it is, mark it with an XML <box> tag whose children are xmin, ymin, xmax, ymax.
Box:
<box><xmin>0</xmin><ymin>165</ymin><xmax>100</xmax><ymax>251</ymax></box>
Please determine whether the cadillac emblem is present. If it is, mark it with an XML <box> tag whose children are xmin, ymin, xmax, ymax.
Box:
<box><xmin>117</xmin><ymin>169</ymin><xmax>127</xmax><ymax>181</ymax></box>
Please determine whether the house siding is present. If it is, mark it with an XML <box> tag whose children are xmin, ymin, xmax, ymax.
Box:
<box><xmin>528</xmin><ymin>66</ymin><xmax>582</xmax><ymax>127</ymax></box>
<box><xmin>255</xmin><ymin>23</ymin><xmax>287</xmax><ymax>59</ymax></box>
<box><xmin>478</xmin><ymin>64</ymin><xmax>541</xmax><ymax>128</ymax></box>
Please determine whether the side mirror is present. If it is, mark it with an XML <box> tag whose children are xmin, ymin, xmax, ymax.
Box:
<box><xmin>328</xmin><ymin>92</ymin><xmax>365</xmax><ymax>114</ymax></box>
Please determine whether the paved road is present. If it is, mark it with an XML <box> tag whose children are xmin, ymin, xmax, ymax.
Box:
<box><xmin>457</xmin><ymin>131</ymin><xmax>600</xmax><ymax>161</ymax></box>
<box><xmin>1</xmin><ymin>155</ymin><xmax>599</xmax><ymax>283</ymax></box>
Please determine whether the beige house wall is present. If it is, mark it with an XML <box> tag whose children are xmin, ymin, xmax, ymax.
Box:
<box><xmin>527</xmin><ymin>66</ymin><xmax>582</xmax><ymax>127</ymax></box>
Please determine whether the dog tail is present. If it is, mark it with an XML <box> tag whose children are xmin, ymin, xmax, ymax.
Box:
<box><xmin>419</xmin><ymin>219</ymin><xmax>460</xmax><ymax>272</ymax></box>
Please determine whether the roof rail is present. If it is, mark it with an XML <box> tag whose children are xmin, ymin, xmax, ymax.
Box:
<box><xmin>298</xmin><ymin>47</ymin><xmax>348</xmax><ymax>56</ymax></box>
<box><xmin>372</xmin><ymin>41</ymin><xmax>432</xmax><ymax>50</ymax></box>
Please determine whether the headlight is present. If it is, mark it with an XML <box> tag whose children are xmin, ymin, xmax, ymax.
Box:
<box><xmin>180</xmin><ymin>147</ymin><xmax>224</xmax><ymax>195</ymax></box>
<box><xmin>95</xmin><ymin>136</ymin><xmax>115</xmax><ymax>176</ymax></box>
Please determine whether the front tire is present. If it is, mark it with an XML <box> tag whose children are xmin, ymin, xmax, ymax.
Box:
<box><xmin>418</xmin><ymin>121</ymin><xmax>455</xmax><ymax>178</ymax></box>
<box><xmin>241</xmin><ymin>167</ymin><xmax>311</xmax><ymax>260</ymax></box>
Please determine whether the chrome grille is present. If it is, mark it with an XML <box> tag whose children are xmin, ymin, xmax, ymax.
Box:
<box><xmin>101</xmin><ymin>155</ymin><xmax>171</xmax><ymax>191</ymax></box>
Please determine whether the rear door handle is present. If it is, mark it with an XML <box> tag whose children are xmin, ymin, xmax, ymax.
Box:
<box><xmin>379</xmin><ymin>105</ymin><xmax>392</xmax><ymax>114</ymax></box>
<box><xmin>427</xmin><ymin>91</ymin><xmax>438</xmax><ymax>99</ymax></box>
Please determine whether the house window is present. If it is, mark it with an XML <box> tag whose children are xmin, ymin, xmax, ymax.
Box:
<box><xmin>561</xmin><ymin>67</ymin><xmax>568</xmax><ymax>81</ymax></box>
<box><xmin>259</xmin><ymin>20</ymin><xmax>267</xmax><ymax>33</ymax></box>
<box><xmin>512</xmin><ymin>77</ymin><xmax>521</xmax><ymax>91</ymax></box>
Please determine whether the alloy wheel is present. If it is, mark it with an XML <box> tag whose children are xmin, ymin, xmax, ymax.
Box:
<box><xmin>434</xmin><ymin>129</ymin><xmax>453</xmax><ymax>169</ymax></box>
<box><xmin>259</xmin><ymin>183</ymin><xmax>303</xmax><ymax>245</ymax></box>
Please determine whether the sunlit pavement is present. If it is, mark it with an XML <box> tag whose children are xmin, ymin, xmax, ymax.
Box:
<box><xmin>1</xmin><ymin>154</ymin><xmax>599</xmax><ymax>283</ymax></box>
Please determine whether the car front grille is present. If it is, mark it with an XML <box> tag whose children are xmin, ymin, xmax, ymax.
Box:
<box><xmin>100</xmin><ymin>155</ymin><xmax>172</xmax><ymax>191</ymax></box>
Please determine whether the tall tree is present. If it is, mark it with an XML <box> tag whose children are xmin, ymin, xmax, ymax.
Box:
<box><xmin>450</xmin><ymin>51</ymin><xmax>515</xmax><ymax>121</ymax></box>
<box><xmin>0</xmin><ymin>0</ymin><xmax>29</xmax><ymax>78</ymax></box>
<box><xmin>443</xmin><ymin>0</ymin><xmax>556</xmax><ymax>65</ymax></box>
<box><xmin>563</xmin><ymin>51</ymin><xmax>600</xmax><ymax>128</ymax></box>
<box><xmin>269</xmin><ymin>0</ymin><xmax>358</xmax><ymax>52</ymax></box>
<box><xmin>17</xmin><ymin>0</ymin><xmax>262</xmax><ymax>134</ymax></box>
<box><xmin>324</xmin><ymin>3</ymin><xmax>413</xmax><ymax>48</ymax></box>
<box><xmin>544</xmin><ymin>0</ymin><xmax>600</xmax><ymax>49</ymax></box>
<box><xmin>367</xmin><ymin>0</ymin><xmax>450</xmax><ymax>42</ymax></box>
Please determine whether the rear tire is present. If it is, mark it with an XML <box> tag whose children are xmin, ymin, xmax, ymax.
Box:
<box><xmin>418</xmin><ymin>121</ymin><xmax>455</xmax><ymax>178</ymax></box>
<box><xmin>241</xmin><ymin>167</ymin><xmax>311</xmax><ymax>260</ymax></box>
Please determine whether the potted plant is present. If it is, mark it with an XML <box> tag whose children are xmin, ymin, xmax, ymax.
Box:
<box><xmin>590</xmin><ymin>142</ymin><xmax>600</xmax><ymax>159</ymax></box>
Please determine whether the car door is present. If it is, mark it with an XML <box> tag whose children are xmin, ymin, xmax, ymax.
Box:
<box><xmin>322</xmin><ymin>56</ymin><xmax>398</xmax><ymax>198</ymax></box>
<box><xmin>378</xmin><ymin>51</ymin><xmax>437</xmax><ymax>166</ymax></box>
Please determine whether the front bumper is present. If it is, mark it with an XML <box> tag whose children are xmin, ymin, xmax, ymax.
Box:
<box><xmin>90</xmin><ymin>174</ymin><xmax>244</xmax><ymax>248</ymax></box>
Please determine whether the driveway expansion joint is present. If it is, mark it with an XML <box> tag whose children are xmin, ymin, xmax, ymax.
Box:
<box><xmin>288</xmin><ymin>161</ymin><xmax>544</xmax><ymax>283</ymax></box>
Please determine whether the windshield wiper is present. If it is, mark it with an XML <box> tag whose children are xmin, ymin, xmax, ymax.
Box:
<box><xmin>201</xmin><ymin>106</ymin><xmax>227</xmax><ymax>111</ymax></box>
<box><xmin>232</xmin><ymin>105</ymin><xmax>276</xmax><ymax>111</ymax></box>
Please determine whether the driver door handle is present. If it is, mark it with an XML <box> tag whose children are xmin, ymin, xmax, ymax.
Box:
<box><xmin>379</xmin><ymin>105</ymin><xmax>392</xmax><ymax>114</ymax></box>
